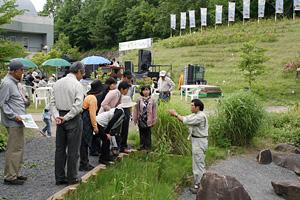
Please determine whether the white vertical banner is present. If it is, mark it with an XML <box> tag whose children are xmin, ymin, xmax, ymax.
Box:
<box><xmin>228</xmin><ymin>2</ymin><xmax>236</xmax><ymax>22</ymax></box>
<box><xmin>295</xmin><ymin>0</ymin><xmax>300</xmax><ymax>11</ymax></box>
<box><xmin>258</xmin><ymin>0</ymin><xmax>266</xmax><ymax>18</ymax></box>
<box><xmin>276</xmin><ymin>0</ymin><xmax>284</xmax><ymax>14</ymax></box>
<box><xmin>215</xmin><ymin>5</ymin><xmax>223</xmax><ymax>24</ymax></box>
<box><xmin>180</xmin><ymin>12</ymin><xmax>186</xmax><ymax>29</ymax></box>
<box><xmin>189</xmin><ymin>10</ymin><xmax>196</xmax><ymax>28</ymax></box>
<box><xmin>200</xmin><ymin>8</ymin><xmax>207</xmax><ymax>26</ymax></box>
<box><xmin>170</xmin><ymin>14</ymin><xmax>176</xmax><ymax>30</ymax></box>
<box><xmin>243</xmin><ymin>0</ymin><xmax>250</xmax><ymax>19</ymax></box>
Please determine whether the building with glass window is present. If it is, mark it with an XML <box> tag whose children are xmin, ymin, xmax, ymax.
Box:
<box><xmin>0</xmin><ymin>0</ymin><xmax>54</xmax><ymax>52</ymax></box>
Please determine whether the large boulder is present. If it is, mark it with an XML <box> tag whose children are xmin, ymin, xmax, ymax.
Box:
<box><xmin>271</xmin><ymin>181</ymin><xmax>300</xmax><ymax>200</ymax></box>
<box><xmin>275</xmin><ymin>144</ymin><xmax>300</xmax><ymax>154</ymax></box>
<box><xmin>272</xmin><ymin>153</ymin><xmax>300</xmax><ymax>176</ymax></box>
<box><xmin>196</xmin><ymin>171</ymin><xmax>251</xmax><ymax>200</ymax></box>
<box><xmin>256</xmin><ymin>149</ymin><xmax>272</xmax><ymax>164</ymax></box>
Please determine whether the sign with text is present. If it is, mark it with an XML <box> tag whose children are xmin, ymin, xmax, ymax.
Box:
<box><xmin>276</xmin><ymin>0</ymin><xmax>284</xmax><ymax>14</ymax></box>
<box><xmin>180</xmin><ymin>12</ymin><xmax>186</xmax><ymax>29</ymax></box>
<box><xmin>119</xmin><ymin>38</ymin><xmax>152</xmax><ymax>51</ymax></box>
<box><xmin>295</xmin><ymin>0</ymin><xmax>300</xmax><ymax>11</ymax></box>
<box><xmin>258</xmin><ymin>0</ymin><xmax>266</xmax><ymax>18</ymax></box>
<box><xmin>170</xmin><ymin>14</ymin><xmax>176</xmax><ymax>30</ymax></box>
<box><xmin>189</xmin><ymin>10</ymin><xmax>196</xmax><ymax>28</ymax></box>
<box><xmin>201</xmin><ymin>8</ymin><xmax>207</xmax><ymax>26</ymax></box>
<box><xmin>243</xmin><ymin>0</ymin><xmax>250</xmax><ymax>19</ymax></box>
<box><xmin>216</xmin><ymin>5</ymin><xmax>223</xmax><ymax>24</ymax></box>
<box><xmin>228</xmin><ymin>2</ymin><xmax>236</xmax><ymax>22</ymax></box>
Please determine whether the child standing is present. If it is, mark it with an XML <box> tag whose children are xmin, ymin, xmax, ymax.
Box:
<box><xmin>133</xmin><ymin>85</ymin><xmax>157</xmax><ymax>150</ymax></box>
<box><xmin>40</xmin><ymin>105</ymin><xmax>52</xmax><ymax>137</ymax></box>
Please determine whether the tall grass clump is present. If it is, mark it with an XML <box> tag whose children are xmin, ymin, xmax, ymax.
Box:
<box><xmin>210</xmin><ymin>92</ymin><xmax>265</xmax><ymax>147</ymax></box>
<box><xmin>152</xmin><ymin>102</ymin><xmax>191</xmax><ymax>155</ymax></box>
<box><xmin>0</xmin><ymin>126</ymin><xmax>7</xmax><ymax>152</ymax></box>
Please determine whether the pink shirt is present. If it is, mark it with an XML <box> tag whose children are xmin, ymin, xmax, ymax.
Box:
<box><xmin>99</xmin><ymin>89</ymin><xmax>121</xmax><ymax>113</ymax></box>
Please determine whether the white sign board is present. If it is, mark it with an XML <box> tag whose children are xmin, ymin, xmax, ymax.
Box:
<box><xmin>258</xmin><ymin>0</ymin><xmax>266</xmax><ymax>18</ymax></box>
<box><xmin>243</xmin><ymin>0</ymin><xmax>250</xmax><ymax>19</ymax></box>
<box><xmin>189</xmin><ymin>10</ymin><xmax>196</xmax><ymax>28</ymax></box>
<box><xmin>276</xmin><ymin>0</ymin><xmax>284</xmax><ymax>14</ymax></box>
<box><xmin>228</xmin><ymin>2</ymin><xmax>236</xmax><ymax>22</ymax></box>
<box><xmin>119</xmin><ymin>38</ymin><xmax>152</xmax><ymax>51</ymax></box>
<box><xmin>295</xmin><ymin>0</ymin><xmax>300</xmax><ymax>11</ymax></box>
<box><xmin>216</xmin><ymin>5</ymin><xmax>223</xmax><ymax>24</ymax></box>
<box><xmin>201</xmin><ymin>8</ymin><xmax>207</xmax><ymax>26</ymax></box>
<box><xmin>180</xmin><ymin>12</ymin><xmax>186</xmax><ymax>29</ymax></box>
<box><xmin>170</xmin><ymin>14</ymin><xmax>176</xmax><ymax>30</ymax></box>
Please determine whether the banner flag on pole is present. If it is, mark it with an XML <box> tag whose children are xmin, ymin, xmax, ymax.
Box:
<box><xmin>170</xmin><ymin>14</ymin><xmax>176</xmax><ymax>30</ymax></box>
<box><xmin>180</xmin><ymin>12</ymin><xmax>186</xmax><ymax>29</ymax></box>
<box><xmin>258</xmin><ymin>0</ymin><xmax>266</xmax><ymax>18</ymax></box>
<box><xmin>294</xmin><ymin>0</ymin><xmax>300</xmax><ymax>11</ymax></box>
<box><xmin>200</xmin><ymin>8</ymin><xmax>207</xmax><ymax>26</ymax></box>
<box><xmin>216</xmin><ymin>5</ymin><xmax>223</xmax><ymax>24</ymax></box>
<box><xmin>189</xmin><ymin>10</ymin><xmax>196</xmax><ymax>28</ymax></box>
<box><xmin>276</xmin><ymin>0</ymin><xmax>284</xmax><ymax>14</ymax></box>
<box><xmin>228</xmin><ymin>2</ymin><xmax>235</xmax><ymax>22</ymax></box>
<box><xmin>243</xmin><ymin>0</ymin><xmax>250</xmax><ymax>19</ymax></box>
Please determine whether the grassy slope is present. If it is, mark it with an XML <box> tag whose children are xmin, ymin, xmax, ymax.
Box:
<box><xmin>123</xmin><ymin>19</ymin><xmax>300</xmax><ymax>106</ymax></box>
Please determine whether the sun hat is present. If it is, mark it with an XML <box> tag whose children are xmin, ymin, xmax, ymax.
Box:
<box><xmin>159</xmin><ymin>70</ymin><xmax>167</xmax><ymax>77</ymax></box>
<box><xmin>87</xmin><ymin>80</ymin><xmax>103</xmax><ymax>94</ymax></box>
<box><xmin>119</xmin><ymin>96</ymin><xmax>136</xmax><ymax>108</ymax></box>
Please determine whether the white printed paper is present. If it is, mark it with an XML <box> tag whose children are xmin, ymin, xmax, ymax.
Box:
<box><xmin>243</xmin><ymin>0</ymin><xmax>250</xmax><ymax>19</ymax></box>
<box><xmin>170</xmin><ymin>14</ymin><xmax>176</xmax><ymax>30</ymax></box>
<box><xmin>276</xmin><ymin>0</ymin><xmax>284</xmax><ymax>14</ymax></box>
<box><xmin>258</xmin><ymin>0</ymin><xmax>266</xmax><ymax>18</ymax></box>
<box><xmin>216</xmin><ymin>5</ymin><xmax>223</xmax><ymax>24</ymax></box>
<box><xmin>228</xmin><ymin>2</ymin><xmax>236</xmax><ymax>22</ymax></box>
<box><xmin>180</xmin><ymin>12</ymin><xmax>186</xmax><ymax>29</ymax></box>
<box><xmin>189</xmin><ymin>10</ymin><xmax>196</xmax><ymax>28</ymax></box>
<box><xmin>200</xmin><ymin>8</ymin><xmax>207</xmax><ymax>26</ymax></box>
<box><xmin>20</xmin><ymin>114</ymin><xmax>39</xmax><ymax>129</ymax></box>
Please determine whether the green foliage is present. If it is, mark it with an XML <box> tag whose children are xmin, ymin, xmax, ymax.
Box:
<box><xmin>152</xmin><ymin>102</ymin><xmax>191</xmax><ymax>155</ymax></box>
<box><xmin>0</xmin><ymin>125</ymin><xmax>8</xmax><ymax>152</ymax></box>
<box><xmin>0</xmin><ymin>0</ymin><xmax>23</xmax><ymax>26</ymax></box>
<box><xmin>210</xmin><ymin>92</ymin><xmax>265</xmax><ymax>147</ymax></box>
<box><xmin>64</xmin><ymin>153</ymin><xmax>191</xmax><ymax>200</ymax></box>
<box><xmin>39</xmin><ymin>0</ymin><xmax>63</xmax><ymax>17</ymax></box>
<box><xmin>53</xmin><ymin>33</ymin><xmax>81</xmax><ymax>60</ymax></box>
<box><xmin>238</xmin><ymin>42</ymin><xmax>268</xmax><ymax>89</ymax></box>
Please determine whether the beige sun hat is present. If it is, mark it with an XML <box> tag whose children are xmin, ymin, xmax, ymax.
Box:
<box><xmin>119</xmin><ymin>96</ymin><xmax>136</xmax><ymax>108</ymax></box>
<box><xmin>159</xmin><ymin>70</ymin><xmax>167</xmax><ymax>77</ymax></box>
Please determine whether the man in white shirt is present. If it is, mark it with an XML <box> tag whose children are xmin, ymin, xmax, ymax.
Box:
<box><xmin>157</xmin><ymin>70</ymin><xmax>175</xmax><ymax>102</ymax></box>
<box><xmin>50</xmin><ymin>61</ymin><xmax>85</xmax><ymax>185</ymax></box>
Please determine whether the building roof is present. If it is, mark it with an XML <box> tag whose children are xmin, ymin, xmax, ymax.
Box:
<box><xmin>0</xmin><ymin>0</ymin><xmax>37</xmax><ymax>16</ymax></box>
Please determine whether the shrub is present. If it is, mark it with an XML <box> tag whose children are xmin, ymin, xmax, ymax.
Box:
<box><xmin>152</xmin><ymin>102</ymin><xmax>191</xmax><ymax>155</ymax></box>
<box><xmin>0</xmin><ymin>125</ymin><xmax>8</xmax><ymax>152</ymax></box>
<box><xmin>210</xmin><ymin>92</ymin><xmax>265</xmax><ymax>147</ymax></box>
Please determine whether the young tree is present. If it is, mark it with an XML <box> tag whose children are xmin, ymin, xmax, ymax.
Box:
<box><xmin>238</xmin><ymin>42</ymin><xmax>268</xmax><ymax>89</ymax></box>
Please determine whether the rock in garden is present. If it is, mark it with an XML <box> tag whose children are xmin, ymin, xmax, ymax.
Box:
<box><xmin>196</xmin><ymin>171</ymin><xmax>251</xmax><ymax>200</ymax></box>
<box><xmin>275</xmin><ymin>143</ymin><xmax>300</xmax><ymax>154</ymax></box>
<box><xmin>271</xmin><ymin>181</ymin><xmax>300</xmax><ymax>200</ymax></box>
<box><xmin>273</xmin><ymin>153</ymin><xmax>300</xmax><ymax>176</ymax></box>
<box><xmin>256</xmin><ymin>149</ymin><xmax>272</xmax><ymax>164</ymax></box>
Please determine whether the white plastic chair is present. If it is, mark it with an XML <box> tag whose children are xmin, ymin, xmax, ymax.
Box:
<box><xmin>187</xmin><ymin>88</ymin><xmax>201</xmax><ymax>100</ymax></box>
<box><xmin>33</xmin><ymin>87</ymin><xmax>51</xmax><ymax>109</ymax></box>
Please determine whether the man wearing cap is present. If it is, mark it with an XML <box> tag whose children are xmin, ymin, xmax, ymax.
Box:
<box><xmin>50</xmin><ymin>61</ymin><xmax>85</xmax><ymax>185</ymax></box>
<box><xmin>0</xmin><ymin>60</ymin><xmax>30</xmax><ymax>185</ymax></box>
<box><xmin>96</xmin><ymin>96</ymin><xmax>136</xmax><ymax>165</ymax></box>
<box><xmin>79</xmin><ymin>80</ymin><xmax>103</xmax><ymax>171</ymax></box>
<box><xmin>158</xmin><ymin>70</ymin><xmax>175</xmax><ymax>102</ymax></box>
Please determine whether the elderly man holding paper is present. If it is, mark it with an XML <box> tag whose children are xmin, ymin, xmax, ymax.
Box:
<box><xmin>0</xmin><ymin>60</ymin><xmax>30</xmax><ymax>185</ymax></box>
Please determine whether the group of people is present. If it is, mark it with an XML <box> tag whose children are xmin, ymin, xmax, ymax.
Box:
<box><xmin>0</xmin><ymin>60</ymin><xmax>208</xmax><ymax>195</ymax></box>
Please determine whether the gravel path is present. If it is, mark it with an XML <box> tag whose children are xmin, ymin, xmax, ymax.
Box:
<box><xmin>179</xmin><ymin>153</ymin><xmax>299</xmax><ymax>200</ymax></box>
<box><xmin>0</xmin><ymin>133</ymin><xmax>99</xmax><ymax>200</ymax></box>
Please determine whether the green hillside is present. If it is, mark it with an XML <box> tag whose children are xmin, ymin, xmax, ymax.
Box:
<box><xmin>123</xmin><ymin>19</ymin><xmax>300</xmax><ymax>105</ymax></box>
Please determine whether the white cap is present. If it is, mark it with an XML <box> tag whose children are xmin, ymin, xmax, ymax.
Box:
<box><xmin>119</xmin><ymin>96</ymin><xmax>136</xmax><ymax>108</ymax></box>
<box><xmin>159</xmin><ymin>70</ymin><xmax>167</xmax><ymax>77</ymax></box>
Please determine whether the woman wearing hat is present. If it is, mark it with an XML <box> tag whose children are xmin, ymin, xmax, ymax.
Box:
<box><xmin>79</xmin><ymin>80</ymin><xmax>103</xmax><ymax>171</ymax></box>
